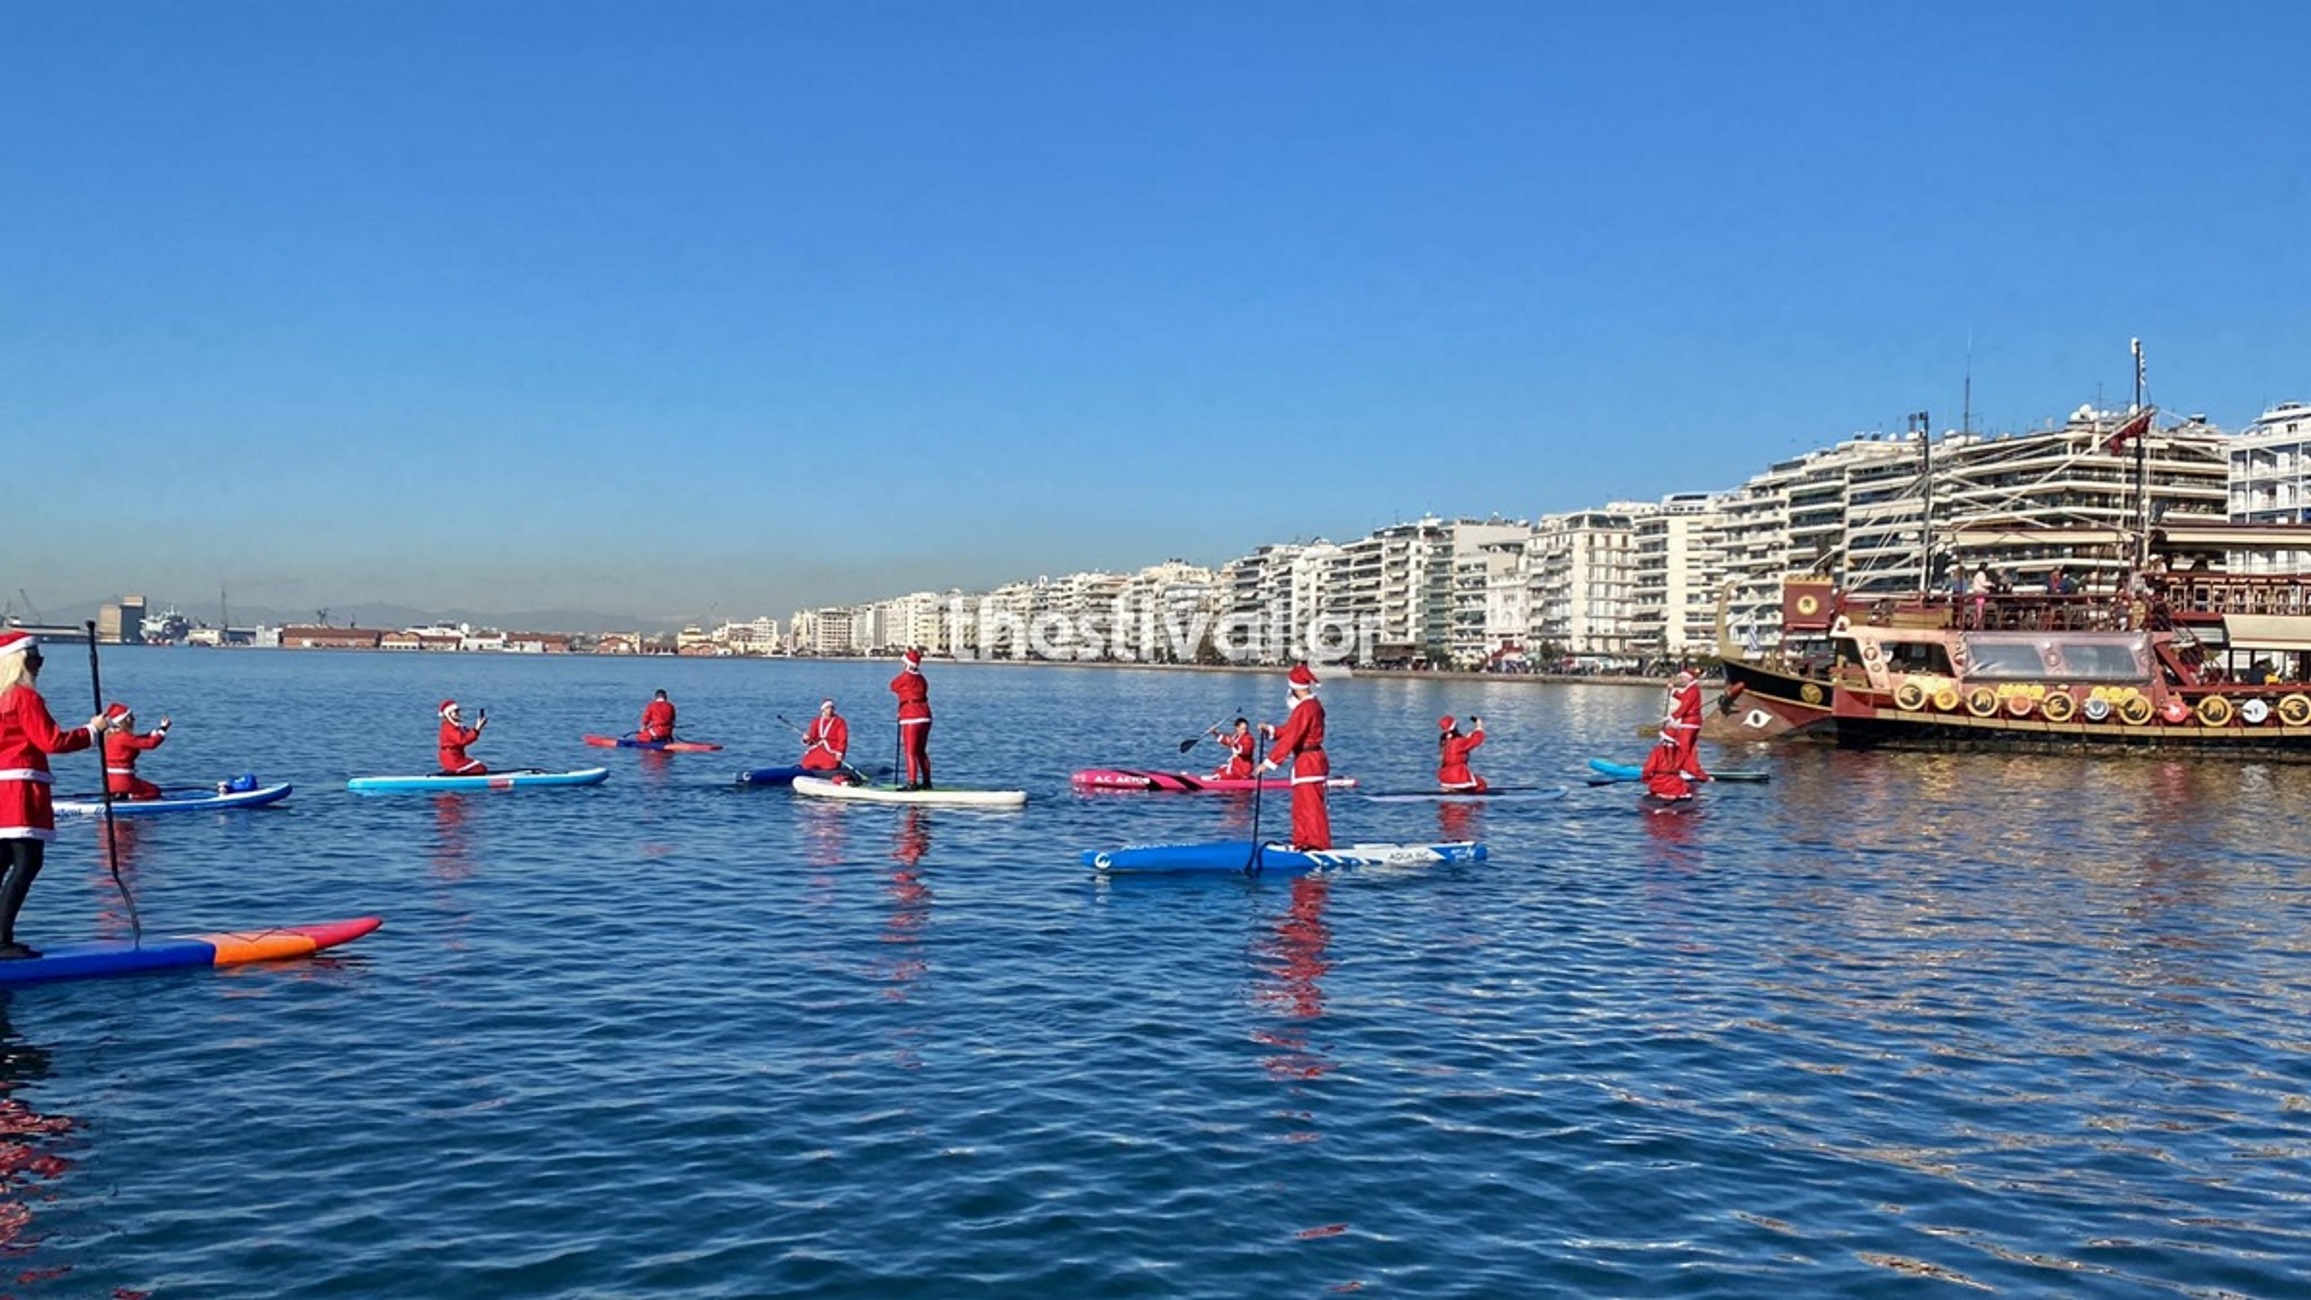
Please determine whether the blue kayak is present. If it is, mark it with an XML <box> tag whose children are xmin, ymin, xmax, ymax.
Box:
<box><xmin>736</xmin><ymin>765</ymin><xmax>816</xmax><ymax>786</ymax></box>
<box><xmin>346</xmin><ymin>767</ymin><xmax>610</xmax><ymax>794</ymax></box>
<box><xmin>1082</xmin><ymin>840</ymin><xmax>1486</xmax><ymax>876</ymax></box>
<box><xmin>55</xmin><ymin>782</ymin><xmax>293</xmax><ymax>816</ymax></box>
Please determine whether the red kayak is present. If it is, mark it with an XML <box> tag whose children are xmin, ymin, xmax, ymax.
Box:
<box><xmin>583</xmin><ymin>734</ymin><xmax>725</xmax><ymax>753</ymax></box>
<box><xmin>1072</xmin><ymin>768</ymin><xmax>1359</xmax><ymax>793</ymax></box>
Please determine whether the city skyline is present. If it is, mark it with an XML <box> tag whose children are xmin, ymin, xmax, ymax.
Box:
<box><xmin>12</xmin><ymin>4</ymin><xmax>2309</xmax><ymax>619</ymax></box>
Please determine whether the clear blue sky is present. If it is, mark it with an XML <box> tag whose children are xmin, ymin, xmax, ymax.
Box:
<box><xmin>8</xmin><ymin>2</ymin><xmax>2307</xmax><ymax>624</ymax></box>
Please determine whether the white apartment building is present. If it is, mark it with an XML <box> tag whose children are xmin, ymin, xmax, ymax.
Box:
<box><xmin>787</xmin><ymin>607</ymin><xmax>856</xmax><ymax>656</ymax></box>
<box><xmin>1528</xmin><ymin>505</ymin><xmax>1646</xmax><ymax>666</ymax></box>
<box><xmin>1442</xmin><ymin>520</ymin><xmax>1535</xmax><ymax>668</ymax></box>
<box><xmin>875</xmin><ymin>592</ymin><xmax>946</xmax><ymax>654</ymax></box>
<box><xmin>1630</xmin><ymin>492</ymin><xmax>1727</xmax><ymax>659</ymax></box>
<box><xmin>1116</xmin><ymin>560</ymin><xmax>1220</xmax><ymax>662</ymax></box>
<box><xmin>2228</xmin><ymin>401</ymin><xmax>2311</xmax><ymax>573</ymax></box>
<box><xmin>716</xmin><ymin>616</ymin><xmax>781</xmax><ymax>655</ymax></box>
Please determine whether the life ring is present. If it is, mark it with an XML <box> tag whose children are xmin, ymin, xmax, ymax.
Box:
<box><xmin>2160</xmin><ymin>699</ymin><xmax>2192</xmax><ymax>725</ymax></box>
<box><xmin>1965</xmin><ymin>686</ymin><xmax>2000</xmax><ymax>717</ymax></box>
<box><xmin>2242</xmin><ymin>698</ymin><xmax>2272</xmax><ymax>726</ymax></box>
<box><xmin>1893</xmin><ymin>681</ymin><xmax>1927</xmax><ymax>712</ymax></box>
<box><xmin>1932</xmin><ymin>686</ymin><xmax>1961</xmax><ymax>712</ymax></box>
<box><xmin>2007</xmin><ymin>694</ymin><xmax>2035</xmax><ymax>717</ymax></box>
<box><xmin>2119</xmin><ymin>696</ymin><xmax>2155</xmax><ymax>725</ymax></box>
<box><xmin>2082</xmin><ymin>696</ymin><xmax>2112</xmax><ymax>722</ymax></box>
<box><xmin>2280</xmin><ymin>693</ymin><xmax>2311</xmax><ymax>726</ymax></box>
<box><xmin>2197</xmin><ymin>695</ymin><xmax>2234</xmax><ymax>728</ymax></box>
<box><xmin>2042</xmin><ymin>691</ymin><xmax>2077</xmax><ymax>723</ymax></box>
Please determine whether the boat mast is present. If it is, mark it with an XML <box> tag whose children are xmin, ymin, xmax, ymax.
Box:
<box><xmin>2132</xmin><ymin>338</ymin><xmax>2149</xmax><ymax>569</ymax></box>
<box><xmin>1910</xmin><ymin>409</ymin><xmax>1934</xmax><ymax>595</ymax></box>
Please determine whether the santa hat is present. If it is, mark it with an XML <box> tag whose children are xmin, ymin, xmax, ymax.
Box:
<box><xmin>0</xmin><ymin>631</ymin><xmax>35</xmax><ymax>659</ymax></box>
<box><xmin>820</xmin><ymin>697</ymin><xmax>836</xmax><ymax>710</ymax></box>
<box><xmin>1672</xmin><ymin>669</ymin><xmax>1696</xmax><ymax>685</ymax></box>
<box><xmin>1287</xmin><ymin>663</ymin><xmax>1318</xmax><ymax>690</ymax></box>
<box><xmin>902</xmin><ymin>647</ymin><xmax>923</xmax><ymax>668</ymax></box>
<box><xmin>439</xmin><ymin>699</ymin><xmax>460</xmax><ymax>717</ymax></box>
<box><xmin>1438</xmin><ymin>715</ymin><xmax>1456</xmax><ymax>731</ymax></box>
<box><xmin>105</xmin><ymin>702</ymin><xmax>131</xmax><ymax>721</ymax></box>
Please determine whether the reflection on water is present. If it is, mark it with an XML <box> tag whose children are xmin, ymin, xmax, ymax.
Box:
<box><xmin>1435</xmin><ymin>798</ymin><xmax>1479</xmax><ymax>844</ymax></box>
<box><xmin>0</xmin><ymin>998</ymin><xmax>71</xmax><ymax>1290</ymax></box>
<box><xmin>1250</xmin><ymin>876</ymin><xmax>1332</xmax><ymax>1088</ymax></box>
<box><xmin>428</xmin><ymin>795</ymin><xmax>474</xmax><ymax>881</ymax></box>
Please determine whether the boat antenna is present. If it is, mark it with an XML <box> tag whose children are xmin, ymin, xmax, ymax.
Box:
<box><xmin>1910</xmin><ymin>410</ymin><xmax>1934</xmax><ymax>595</ymax></box>
<box><xmin>2133</xmin><ymin>337</ymin><xmax>2150</xmax><ymax>568</ymax></box>
<box><xmin>1962</xmin><ymin>331</ymin><xmax>1974</xmax><ymax>435</ymax></box>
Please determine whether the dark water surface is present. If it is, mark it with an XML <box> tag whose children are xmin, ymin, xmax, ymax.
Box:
<box><xmin>7</xmin><ymin>651</ymin><xmax>2310</xmax><ymax>1296</ymax></box>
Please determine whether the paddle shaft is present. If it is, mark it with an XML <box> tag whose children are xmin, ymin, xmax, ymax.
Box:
<box><xmin>1180</xmin><ymin>718</ymin><xmax>1230</xmax><ymax>754</ymax></box>
<box><xmin>83</xmin><ymin>623</ymin><xmax>142</xmax><ymax>941</ymax></box>
<box><xmin>1243</xmin><ymin>719</ymin><xmax>1265</xmax><ymax>874</ymax></box>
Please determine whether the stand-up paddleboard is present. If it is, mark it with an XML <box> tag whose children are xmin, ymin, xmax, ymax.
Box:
<box><xmin>1359</xmin><ymin>785</ymin><xmax>1568</xmax><ymax>804</ymax></box>
<box><xmin>1084</xmin><ymin>840</ymin><xmax>1485</xmax><ymax>876</ymax></box>
<box><xmin>1586</xmin><ymin>758</ymin><xmax>1771</xmax><ymax>784</ymax></box>
<box><xmin>347</xmin><ymin>767</ymin><xmax>610</xmax><ymax>794</ymax></box>
<box><xmin>792</xmin><ymin>775</ymin><xmax>1026</xmax><ymax>808</ymax></box>
<box><xmin>0</xmin><ymin>916</ymin><xmax>382</xmax><ymax>988</ymax></box>
<box><xmin>584</xmin><ymin>735</ymin><xmax>724</xmax><ymax>753</ymax></box>
<box><xmin>1071</xmin><ymin>768</ymin><xmax>1359</xmax><ymax>794</ymax></box>
<box><xmin>55</xmin><ymin>782</ymin><xmax>293</xmax><ymax>816</ymax></box>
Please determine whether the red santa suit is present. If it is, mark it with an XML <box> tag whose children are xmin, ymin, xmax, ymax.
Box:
<box><xmin>437</xmin><ymin>700</ymin><xmax>486</xmax><ymax>775</ymax></box>
<box><xmin>102</xmin><ymin>705</ymin><xmax>168</xmax><ymax>800</ymax></box>
<box><xmin>1</xmin><ymin>681</ymin><xmax>96</xmax><ymax>841</ymax></box>
<box><xmin>1263</xmin><ymin>665</ymin><xmax>1331</xmax><ymax>850</ymax></box>
<box><xmin>1437</xmin><ymin>717</ymin><xmax>1487</xmax><ymax>792</ymax></box>
<box><xmin>1639</xmin><ymin>738</ymin><xmax>1692</xmax><ymax>800</ymax></box>
<box><xmin>890</xmin><ymin>650</ymin><xmax>932</xmax><ymax>788</ymax></box>
<box><xmin>801</xmin><ymin>705</ymin><xmax>850</xmax><ymax>772</ymax></box>
<box><xmin>1211</xmin><ymin>728</ymin><xmax>1256</xmax><ymax>780</ymax></box>
<box><xmin>639</xmin><ymin>696</ymin><xmax>676</xmax><ymax>743</ymax></box>
<box><xmin>1662</xmin><ymin>672</ymin><xmax>1708</xmax><ymax>781</ymax></box>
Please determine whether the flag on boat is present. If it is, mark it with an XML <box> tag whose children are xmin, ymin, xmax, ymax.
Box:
<box><xmin>2102</xmin><ymin>408</ymin><xmax>2153</xmax><ymax>455</ymax></box>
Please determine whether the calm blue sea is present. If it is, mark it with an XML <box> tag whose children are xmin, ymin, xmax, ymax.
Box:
<box><xmin>5</xmin><ymin>649</ymin><xmax>2310</xmax><ymax>1297</ymax></box>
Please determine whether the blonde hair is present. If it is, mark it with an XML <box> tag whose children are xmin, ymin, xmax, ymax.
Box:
<box><xmin>0</xmin><ymin>653</ymin><xmax>31</xmax><ymax>695</ymax></box>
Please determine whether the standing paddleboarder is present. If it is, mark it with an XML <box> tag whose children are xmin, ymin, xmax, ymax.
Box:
<box><xmin>890</xmin><ymin>648</ymin><xmax>932</xmax><ymax>790</ymax></box>
<box><xmin>0</xmin><ymin>631</ymin><xmax>118</xmax><ymax>959</ymax></box>
<box><xmin>1259</xmin><ymin>663</ymin><xmax>1331</xmax><ymax>851</ymax></box>
<box><xmin>437</xmin><ymin>699</ymin><xmax>489</xmax><ymax>775</ymax></box>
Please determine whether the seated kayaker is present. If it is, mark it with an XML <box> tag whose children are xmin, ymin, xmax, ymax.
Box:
<box><xmin>102</xmin><ymin>702</ymin><xmax>171</xmax><ymax>800</ymax></box>
<box><xmin>437</xmin><ymin>699</ymin><xmax>488</xmax><ymax>775</ymax></box>
<box><xmin>1638</xmin><ymin>736</ymin><xmax>1692</xmax><ymax>801</ymax></box>
<box><xmin>639</xmin><ymin>689</ymin><xmax>677</xmax><ymax>743</ymax></box>
<box><xmin>1206</xmin><ymin>717</ymin><xmax>1255</xmax><ymax>780</ymax></box>
<box><xmin>1437</xmin><ymin>715</ymin><xmax>1487</xmax><ymax>792</ymax></box>
<box><xmin>799</xmin><ymin>698</ymin><xmax>850</xmax><ymax>774</ymax></box>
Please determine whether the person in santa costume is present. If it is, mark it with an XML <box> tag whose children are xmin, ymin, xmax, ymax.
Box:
<box><xmin>1206</xmin><ymin>717</ymin><xmax>1256</xmax><ymax>781</ymax></box>
<box><xmin>0</xmin><ymin>631</ymin><xmax>118</xmax><ymax>959</ymax></box>
<box><xmin>437</xmin><ymin>699</ymin><xmax>489</xmax><ymax>775</ymax></box>
<box><xmin>102</xmin><ymin>702</ymin><xmax>172</xmax><ymax>800</ymax></box>
<box><xmin>1662</xmin><ymin>668</ymin><xmax>1709</xmax><ymax>783</ymax></box>
<box><xmin>799</xmin><ymin>698</ymin><xmax>851</xmax><ymax>774</ymax></box>
<box><xmin>1638</xmin><ymin>733</ymin><xmax>1693</xmax><ymax>801</ymax></box>
<box><xmin>1437</xmin><ymin>715</ymin><xmax>1487</xmax><ymax>792</ymax></box>
<box><xmin>638</xmin><ymin>690</ymin><xmax>677</xmax><ymax>744</ymax></box>
<box><xmin>889</xmin><ymin>648</ymin><xmax>932</xmax><ymax>789</ymax></box>
<box><xmin>1259</xmin><ymin>663</ymin><xmax>1331</xmax><ymax>850</ymax></box>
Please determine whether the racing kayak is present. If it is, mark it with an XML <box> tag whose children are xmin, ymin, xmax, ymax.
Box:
<box><xmin>55</xmin><ymin>782</ymin><xmax>293</xmax><ymax>816</ymax></box>
<box><xmin>584</xmin><ymin>735</ymin><xmax>724</xmax><ymax>753</ymax></box>
<box><xmin>792</xmin><ymin>776</ymin><xmax>1026</xmax><ymax>808</ymax></box>
<box><xmin>0</xmin><ymin>916</ymin><xmax>382</xmax><ymax>988</ymax></box>
<box><xmin>1072</xmin><ymin>768</ymin><xmax>1359</xmax><ymax>793</ymax></box>
<box><xmin>736</xmin><ymin>765</ymin><xmax>816</xmax><ymax>786</ymax></box>
<box><xmin>1586</xmin><ymin>758</ymin><xmax>1771</xmax><ymax>784</ymax></box>
<box><xmin>1359</xmin><ymin>785</ymin><xmax>1568</xmax><ymax>803</ymax></box>
<box><xmin>1083</xmin><ymin>840</ymin><xmax>1486</xmax><ymax>876</ymax></box>
<box><xmin>346</xmin><ymin>767</ymin><xmax>611</xmax><ymax>794</ymax></box>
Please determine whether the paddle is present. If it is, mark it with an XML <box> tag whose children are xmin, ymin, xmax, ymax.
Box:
<box><xmin>1243</xmin><ymin>720</ymin><xmax>1267</xmax><ymax>875</ymax></box>
<box><xmin>776</xmin><ymin>714</ymin><xmax>875</xmax><ymax>786</ymax></box>
<box><xmin>1179</xmin><ymin>719</ymin><xmax>1230</xmax><ymax>754</ymax></box>
<box><xmin>83</xmin><ymin>624</ymin><xmax>142</xmax><ymax>941</ymax></box>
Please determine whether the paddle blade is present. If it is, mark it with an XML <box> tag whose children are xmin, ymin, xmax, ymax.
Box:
<box><xmin>1179</xmin><ymin>737</ymin><xmax>1201</xmax><ymax>752</ymax></box>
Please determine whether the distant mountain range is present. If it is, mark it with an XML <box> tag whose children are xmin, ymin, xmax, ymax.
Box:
<box><xmin>29</xmin><ymin>598</ymin><xmax>668</xmax><ymax>635</ymax></box>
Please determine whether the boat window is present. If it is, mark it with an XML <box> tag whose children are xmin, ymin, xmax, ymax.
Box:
<box><xmin>2052</xmin><ymin>642</ymin><xmax>2147</xmax><ymax>680</ymax></box>
<box><xmin>1883</xmin><ymin>641</ymin><xmax>1955</xmax><ymax>675</ymax></box>
<box><xmin>1962</xmin><ymin>641</ymin><xmax>2049</xmax><ymax>678</ymax></box>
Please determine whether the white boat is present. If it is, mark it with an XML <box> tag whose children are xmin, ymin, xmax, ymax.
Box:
<box><xmin>790</xmin><ymin>776</ymin><xmax>1027</xmax><ymax>808</ymax></box>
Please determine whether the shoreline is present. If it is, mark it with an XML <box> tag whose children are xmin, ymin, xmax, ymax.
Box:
<box><xmin>913</xmin><ymin>656</ymin><xmax>1668</xmax><ymax>689</ymax></box>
